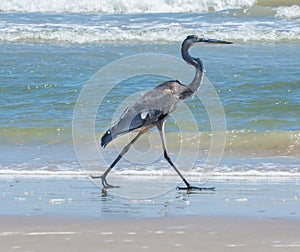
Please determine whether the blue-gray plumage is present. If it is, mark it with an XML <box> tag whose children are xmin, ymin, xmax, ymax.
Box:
<box><xmin>93</xmin><ymin>35</ymin><xmax>232</xmax><ymax>192</ymax></box>
<box><xmin>101</xmin><ymin>80</ymin><xmax>185</xmax><ymax>148</ymax></box>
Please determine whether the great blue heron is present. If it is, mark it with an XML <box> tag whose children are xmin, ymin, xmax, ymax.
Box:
<box><xmin>92</xmin><ymin>35</ymin><xmax>232</xmax><ymax>191</ymax></box>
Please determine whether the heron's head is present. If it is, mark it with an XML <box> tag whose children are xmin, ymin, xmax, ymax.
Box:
<box><xmin>186</xmin><ymin>35</ymin><xmax>233</xmax><ymax>44</ymax></box>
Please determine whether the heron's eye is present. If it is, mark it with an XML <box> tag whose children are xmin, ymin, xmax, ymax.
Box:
<box><xmin>107</xmin><ymin>130</ymin><xmax>111</xmax><ymax>135</ymax></box>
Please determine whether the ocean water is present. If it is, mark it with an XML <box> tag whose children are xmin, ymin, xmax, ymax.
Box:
<box><xmin>0</xmin><ymin>0</ymin><xmax>300</xmax><ymax>181</ymax></box>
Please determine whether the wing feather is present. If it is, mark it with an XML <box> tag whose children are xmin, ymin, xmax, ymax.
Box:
<box><xmin>101</xmin><ymin>81</ymin><xmax>183</xmax><ymax>147</ymax></box>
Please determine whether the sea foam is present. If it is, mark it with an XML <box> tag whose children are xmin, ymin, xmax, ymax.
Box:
<box><xmin>0</xmin><ymin>0</ymin><xmax>256</xmax><ymax>13</ymax></box>
<box><xmin>276</xmin><ymin>5</ymin><xmax>300</xmax><ymax>19</ymax></box>
<box><xmin>0</xmin><ymin>20</ymin><xmax>299</xmax><ymax>43</ymax></box>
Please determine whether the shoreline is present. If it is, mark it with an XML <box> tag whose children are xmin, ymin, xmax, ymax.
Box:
<box><xmin>1</xmin><ymin>215</ymin><xmax>300</xmax><ymax>252</ymax></box>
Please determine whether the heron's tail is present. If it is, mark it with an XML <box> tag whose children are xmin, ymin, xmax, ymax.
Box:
<box><xmin>100</xmin><ymin>107</ymin><xmax>154</xmax><ymax>148</ymax></box>
<box><xmin>101</xmin><ymin>126</ymin><xmax>133</xmax><ymax>148</ymax></box>
<box><xmin>101</xmin><ymin>129</ymin><xmax>113</xmax><ymax>148</ymax></box>
<box><xmin>100</xmin><ymin>125</ymin><xmax>139</xmax><ymax>148</ymax></box>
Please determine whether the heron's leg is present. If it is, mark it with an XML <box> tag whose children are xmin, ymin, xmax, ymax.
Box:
<box><xmin>91</xmin><ymin>131</ymin><xmax>144</xmax><ymax>189</ymax></box>
<box><xmin>156</xmin><ymin>121</ymin><xmax>191</xmax><ymax>188</ymax></box>
<box><xmin>156</xmin><ymin>121</ymin><xmax>215</xmax><ymax>192</ymax></box>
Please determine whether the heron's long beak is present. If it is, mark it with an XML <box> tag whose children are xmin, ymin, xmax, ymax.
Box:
<box><xmin>198</xmin><ymin>38</ymin><xmax>233</xmax><ymax>44</ymax></box>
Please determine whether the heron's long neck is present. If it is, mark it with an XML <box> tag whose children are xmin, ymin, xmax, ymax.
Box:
<box><xmin>181</xmin><ymin>42</ymin><xmax>204</xmax><ymax>95</ymax></box>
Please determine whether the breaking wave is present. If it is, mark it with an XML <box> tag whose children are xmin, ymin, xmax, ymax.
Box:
<box><xmin>0</xmin><ymin>0</ymin><xmax>258</xmax><ymax>14</ymax></box>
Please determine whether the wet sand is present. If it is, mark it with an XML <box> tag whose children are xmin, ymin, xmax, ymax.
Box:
<box><xmin>1</xmin><ymin>176</ymin><xmax>300</xmax><ymax>251</ymax></box>
<box><xmin>1</xmin><ymin>215</ymin><xmax>300</xmax><ymax>252</ymax></box>
<box><xmin>1</xmin><ymin>176</ymin><xmax>299</xmax><ymax>218</ymax></box>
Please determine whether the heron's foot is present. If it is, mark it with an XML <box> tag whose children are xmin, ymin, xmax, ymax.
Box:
<box><xmin>101</xmin><ymin>183</ymin><xmax>120</xmax><ymax>197</ymax></box>
<box><xmin>104</xmin><ymin>183</ymin><xmax>120</xmax><ymax>189</ymax></box>
<box><xmin>177</xmin><ymin>185</ymin><xmax>215</xmax><ymax>192</ymax></box>
<box><xmin>90</xmin><ymin>175</ymin><xmax>120</xmax><ymax>189</ymax></box>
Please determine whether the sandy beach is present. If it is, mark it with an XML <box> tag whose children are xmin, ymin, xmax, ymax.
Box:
<box><xmin>1</xmin><ymin>176</ymin><xmax>300</xmax><ymax>251</ymax></box>
<box><xmin>1</xmin><ymin>215</ymin><xmax>300</xmax><ymax>252</ymax></box>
